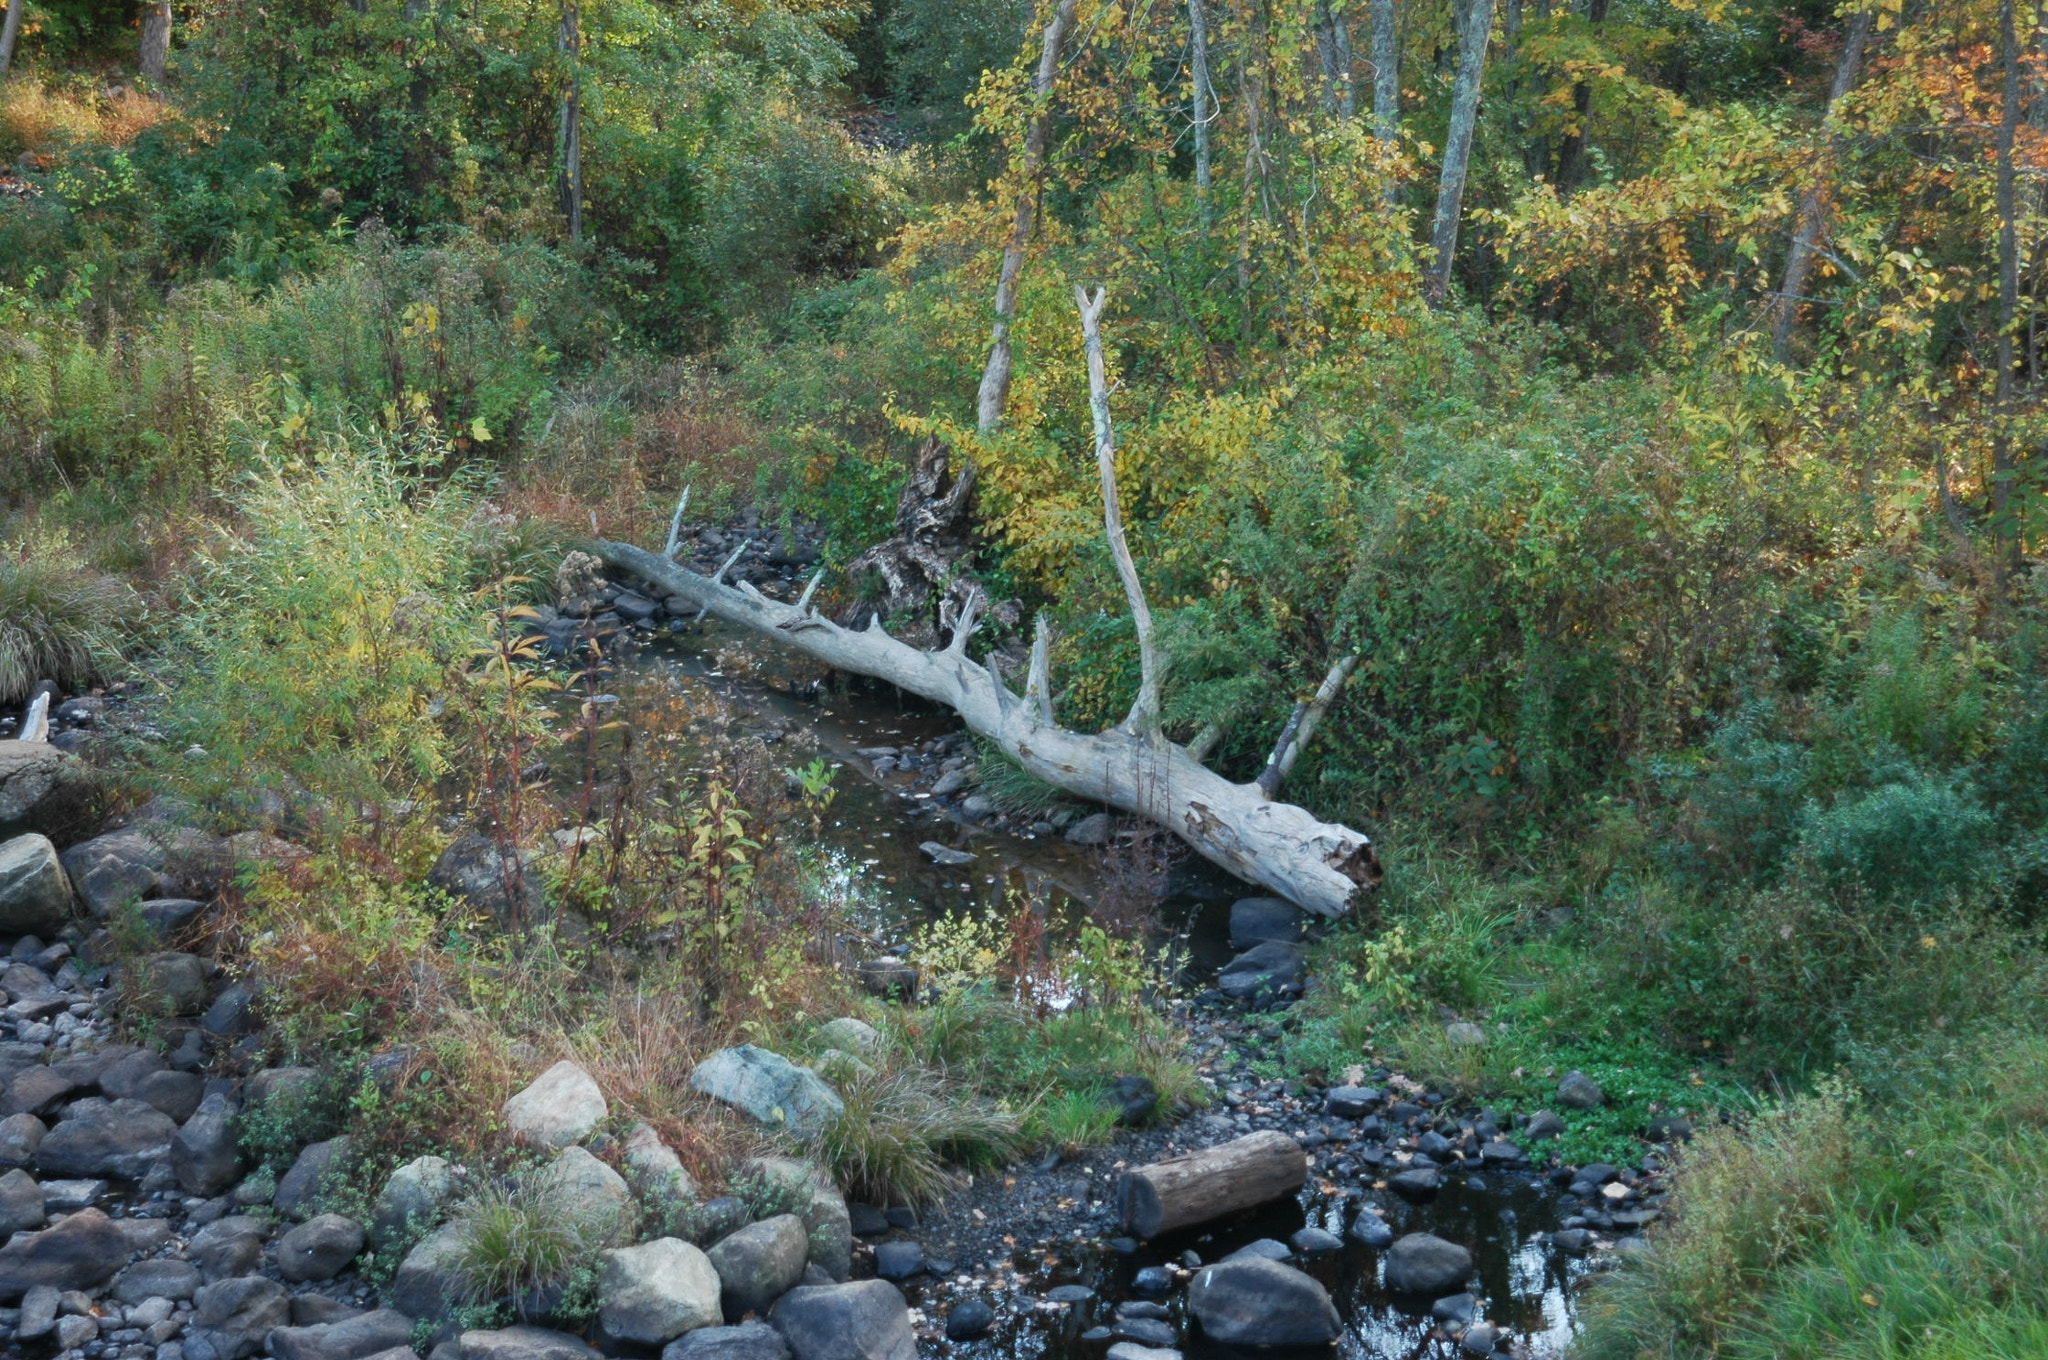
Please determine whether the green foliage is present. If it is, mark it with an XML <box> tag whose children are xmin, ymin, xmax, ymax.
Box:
<box><xmin>1793</xmin><ymin>773</ymin><xmax>1997</xmax><ymax>903</ymax></box>
<box><xmin>447</xmin><ymin>1172</ymin><xmax>625</xmax><ymax>1311</ymax></box>
<box><xmin>0</xmin><ymin>532</ymin><xmax>141</xmax><ymax>703</ymax></box>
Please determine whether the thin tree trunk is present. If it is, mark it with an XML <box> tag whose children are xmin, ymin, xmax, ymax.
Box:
<box><xmin>1993</xmin><ymin>0</ymin><xmax>2022</xmax><ymax>561</ymax></box>
<box><xmin>1317</xmin><ymin>0</ymin><xmax>1355</xmax><ymax>119</ymax></box>
<box><xmin>1424</xmin><ymin>0</ymin><xmax>1495</xmax><ymax>307</ymax></box>
<box><xmin>1769</xmin><ymin>7</ymin><xmax>1875</xmax><ymax>362</ymax></box>
<box><xmin>1521</xmin><ymin>0</ymin><xmax>1549</xmax><ymax>176</ymax></box>
<box><xmin>1075</xmin><ymin>286</ymin><xmax>1163</xmax><ymax>735</ymax></box>
<box><xmin>976</xmin><ymin>0</ymin><xmax>1081</xmax><ymax>436</ymax></box>
<box><xmin>1189</xmin><ymin>0</ymin><xmax>1215</xmax><ymax>206</ymax></box>
<box><xmin>2</xmin><ymin>0</ymin><xmax>29</xmax><ymax>77</ymax></box>
<box><xmin>1370</xmin><ymin>0</ymin><xmax>1398</xmax><ymax>144</ymax></box>
<box><xmin>557</xmin><ymin>0</ymin><xmax>583</xmax><ymax>247</ymax></box>
<box><xmin>1553</xmin><ymin>0</ymin><xmax>1608</xmax><ymax>192</ymax></box>
<box><xmin>140</xmin><ymin>0</ymin><xmax>171</xmax><ymax>85</ymax></box>
<box><xmin>1256</xmin><ymin>654</ymin><xmax>1359</xmax><ymax>798</ymax></box>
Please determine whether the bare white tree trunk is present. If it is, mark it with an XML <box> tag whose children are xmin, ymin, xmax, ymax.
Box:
<box><xmin>1</xmin><ymin>0</ymin><xmax>29</xmax><ymax>77</ymax></box>
<box><xmin>1189</xmin><ymin>0</ymin><xmax>1215</xmax><ymax>205</ymax></box>
<box><xmin>976</xmin><ymin>0</ymin><xmax>1080</xmax><ymax>435</ymax></box>
<box><xmin>1770</xmin><ymin>6</ymin><xmax>1874</xmax><ymax>362</ymax></box>
<box><xmin>1074</xmin><ymin>286</ymin><xmax>1163</xmax><ymax>736</ymax></box>
<box><xmin>1424</xmin><ymin>0</ymin><xmax>1495</xmax><ymax>307</ymax></box>
<box><xmin>140</xmin><ymin>0</ymin><xmax>171</xmax><ymax>85</ymax></box>
<box><xmin>558</xmin><ymin>0</ymin><xmax>584</xmax><ymax>247</ymax></box>
<box><xmin>589</xmin><ymin>540</ymin><xmax>1380</xmax><ymax>915</ymax></box>
<box><xmin>1256</xmin><ymin>653</ymin><xmax>1359</xmax><ymax>797</ymax></box>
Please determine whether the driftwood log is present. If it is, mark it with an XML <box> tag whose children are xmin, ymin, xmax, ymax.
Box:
<box><xmin>1119</xmin><ymin>1131</ymin><xmax>1309</xmax><ymax>1238</ymax></box>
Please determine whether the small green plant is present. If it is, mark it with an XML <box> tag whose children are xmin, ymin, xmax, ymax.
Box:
<box><xmin>447</xmin><ymin>1173</ymin><xmax>624</xmax><ymax>1309</ymax></box>
<box><xmin>1033</xmin><ymin>1087</ymin><xmax>1119</xmax><ymax>1152</ymax></box>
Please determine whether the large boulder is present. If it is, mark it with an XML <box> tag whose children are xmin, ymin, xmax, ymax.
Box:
<box><xmin>741</xmin><ymin>1157</ymin><xmax>851</xmax><ymax>1281</ymax></box>
<box><xmin>663</xmin><ymin>1321</ymin><xmax>792</xmax><ymax>1360</ymax></box>
<box><xmin>0</xmin><ymin>1206</ymin><xmax>128</xmax><ymax>1298</ymax></box>
<box><xmin>692</xmin><ymin>1047</ymin><xmax>843</xmax><ymax>1139</ymax></box>
<box><xmin>37</xmin><ymin>1096</ymin><xmax>177</xmax><ymax>1179</ymax></box>
<box><xmin>59</xmin><ymin>830</ymin><xmax>167</xmax><ymax>918</ymax></box>
<box><xmin>768</xmin><ymin>1280</ymin><xmax>916</xmax><ymax>1360</ymax></box>
<box><xmin>392</xmin><ymin>1221</ymin><xmax>470</xmax><ymax>1320</ymax></box>
<box><xmin>275</xmin><ymin>1212</ymin><xmax>366</xmax><ymax>1282</ymax></box>
<box><xmin>1383</xmin><ymin>1232</ymin><xmax>1474</xmax><ymax>1297</ymax></box>
<box><xmin>1216</xmin><ymin>941</ymin><xmax>1306</xmax><ymax>1001</ymax></box>
<box><xmin>600</xmin><ymin>1237</ymin><xmax>723</xmax><ymax>1343</ymax></box>
<box><xmin>370</xmin><ymin>1153</ymin><xmax>459</xmax><ymax>1251</ymax></box>
<box><xmin>274</xmin><ymin>1136</ymin><xmax>352</xmax><ymax>1219</ymax></box>
<box><xmin>0</xmin><ymin>1166</ymin><xmax>43</xmax><ymax>1235</ymax></box>
<box><xmin>0</xmin><ymin>741</ymin><xmax>89</xmax><ymax>838</ymax></box>
<box><xmin>268</xmin><ymin>1308</ymin><xmax>416</xmax><ymax>1360</ymax></box>
<box><xmin>0</xmin><ymin>834</ymin><xmax>73</xmax><ymax>935</ymax></box>
<box><xmin>112</xmin><ymin>1257</ymin><xmax>202</xmax><ymax>1304</ymax></box>
<box><xmin>172</xmin><ymin>1092</ymin><xmax>244</xmax><ymax>1196</ymax></box>
<box><xmin>430</xmin><ymin>833</ymin><xmax>550</xmax><ymax>930</ymax></box>
<box><xmin>502</xmin><ymin>1060</ymin><xmax>606</xmax><ymax>1148</ymax></box>
<box><xmin>460</xmin><ymin>1326</ymin><xmax>602</xmax><ymax>1360</ymax></box>
<box><xmin>183</xmin><ymin>1274</ymin><xmax>292</xmax><ymax>1360</ymax></box>
<box><xmin>707</xmin><ymin>1214</ymin><xmax>808</xmax><ymax>1318</ymax></box>
<box><xmin>1188</xmin><ymin>1256</ymin><xmax>1342</xmax><ymax>1347</ymax></box>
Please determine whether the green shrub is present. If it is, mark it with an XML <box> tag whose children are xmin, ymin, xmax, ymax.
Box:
<box><xmin>1793</xmin><ymin>773</ymin><xmax>1997</xmax><ymax>903</ymax></box>
<box><xmin>0</xmin><ymin>538</ymin><xmax>142</xmax><ymax>703</ymax></box>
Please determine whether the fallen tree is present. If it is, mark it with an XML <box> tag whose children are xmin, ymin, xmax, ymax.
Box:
<box><xmin>591</xmin><ymin>289</ymin><xmax>1379</xmax><ymax>916</ymax></box>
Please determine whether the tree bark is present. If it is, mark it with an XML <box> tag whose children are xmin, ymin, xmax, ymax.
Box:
<box><xmin>588</xmin><ymin>539</ymin><xmax>1381</xmax><ymax>915</ymax></box>
<box><xmin>140</xmin><ymin>0</ymin><xmax>171</xmax><ymax>85</ymax></box>
<box><xmin>1318</xmin><ymin>0</ymin><xmax>1356</xmax><ymax>119</ymax></box>
<box><xmin>1075</xmin><ymin>286</ymin><xmax>1163</xmax><ymax>735</ymax></box>
<box><xmin>1256</xmin><ymin>654</ymin><xmax>1358</xmax><ymax>798</ymax></box>
<box><xmin>1992</xmin><ymin>0</ymin><xmax>2022</xmax><ymax>561</ymax></box>
<box><xmin>1424</xmin><ymin>0</ymin><xmax>1495</xmax><ymax>307</ymax></box>
<box><xmin>1119</xmin><ymin>1132</ymin><xmax>1308</xmax><ymax>1238</ymax></box>
<box><xmin>976</xmin><ymin>0</ymin><xmax>1081</xmax><ymax>436</ymax></box>
<box><xmin>1769</xmin><ymin>6</ymin><xmax>1875</xmax><ymax>362</ymax></box>
<box><xmin>1</xmin><ymin>0</ymin><xmax>28</xmax><ymax>77</ymax></box>
<box><xmin>1370</xmin><ymin>0</ymin><xmax>1398</xmax><ymax>144</ymax></box>
<box><xmin>1552</xmin><ymin>0</ymin><xmax>1608</xmax><ymax>193</ymax></box>
<box><xmin>558</xmin><ymin>0</ymin><xmax>583</xmax><ymax>247</ymax></box>
<box><xmin>1189</xmin><ymin>0</ymin><xmax>1215</xmax><ymax>205</ymax></box>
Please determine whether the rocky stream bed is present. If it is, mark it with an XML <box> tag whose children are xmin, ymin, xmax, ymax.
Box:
<box><xmin>0</xmin><ymin>523</ymin><xmax>1689</xmax><ymax>1360</ymax></box>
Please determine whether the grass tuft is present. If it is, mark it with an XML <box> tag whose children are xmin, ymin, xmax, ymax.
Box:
<box><xmin>449</xmin><ymin>1171</ymin><xmax>626</xmax><ymax>1307</ymax></box>
<box><xmin>805</xmin><ymin>1061</ymin><xmax>1024</xmax><ymax>1208</ymax></box>
<box><xmin>0</xmin><ymin>543</ymin><xmax>142</xmax><ymax>704</ymax></box>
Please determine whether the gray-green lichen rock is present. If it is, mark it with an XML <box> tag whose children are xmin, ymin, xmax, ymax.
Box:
<box><xmin>690</xmin><ymin>1047</ymin><xmax>842</xmax><ymax>1139</ymax></box>
<box><xmin>502</xmin><ymin>1060</ymin><xmax>607</xmax><ymax>1148</ymax></box>
<box><xmin>624</xmin><ymin>1123</ymin><xmax>700</xmax><ymax>1209</ymax></box>
<box><xmin>706</xmin><ymin>1214</ymin><xmax>807</xmax><ymax>1319</ymax></box>
<box><xmin>742</xmin><ymin>1158</ymin><xmax>851</xmax><ymax>1282</ymax></box>
<box><xmin>0</xmin><ymin>742</ymin><xmax>89</xmax><ymax>839</ymax></box>
<box><xmin>371</xmin><ymin>1154</ymin><xmax>460</xmax><ymax>1251</ymax></box>
<box><xmin>599</xmin><ymin>1237</ymin><xmax>722</xmax><ymax>1343</ymax></box>
<box><xmin>0</xmin><ymin>834</ymin><xmax>73</xmax><ymax>936</ymax></box>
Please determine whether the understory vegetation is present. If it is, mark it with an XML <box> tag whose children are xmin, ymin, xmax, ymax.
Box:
<box><xmin>6</xmin><ymin>0</ymin><xmax>2048</xmax><ymax>1348</ymax></box>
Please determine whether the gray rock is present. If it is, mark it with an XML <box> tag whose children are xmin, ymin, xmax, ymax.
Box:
<box><xmin>769</xmin><ymin>1280</ymin><xmax>915</xmax><ymax>1360</ymax></box>
<box><xmin>0</xmin><ymin>1111</ymin><xmax>44</xmax><ymax>1166</ymax></box>
<box><xmin>943</xmin><ymin>1300</ymin><xmax>994</xmax><ymax>1342</ymax></box>
<box><xmin>1227</xmin><ymin>897</ymin><xmax>1307</xmax><ymax>949</ymax></box>
<box><xmin>1323</xmin><ymin>1085</ymin><xmax>1379</xmax><ymax>1119</ymax></box>
<box><xmin>1645</xmin><ymin>1114</ymin><xmax>1694</xmax><ymax>1142</ymax></box>
<box><xmin>429</xmin><ymin>834</ymin><xmax>549</xmax><ymax>930</ymax></box>
<box><xmin>741</xmin><ymin>1158</ymin><xmax>850</xmax><ymax>1281</ymax></box>
<box><xmin>171</xmin><ymin>1093</ymin><xmax>244</xmax><ymax>1197</ymax></box>
<box><xmin>855</xmin><ymin>960</ymin><xmax>916</xmax><ymax>999</ymax></box>
<box><xmin>0</xmin><ymin>834</ymin><xmax>74</xmax><ymax>935</ymax></box>
<box><xmin>917</xmin><ymin>842</ymin><xmax>976</xmax><ymax>867</ymax></box>
<box><xmin>1383</xmin><ymin>1233</ymin><xmax>1474</xmax><ymax>1297</ymax></box>
<box><xmin>59</xmin><ymin>830</ymin><xmax>166</xmax><ymax>919</ymax></box>
<box><xmin>0</xmin><ymin>1165</ymin><xmax>42</xmax><ymax>1234</ymax></box>
<box><xmin>1064</xmin><ymin>813</ymin><xmax>1112</xmax><ymax>846</ymax></box>
<box><xmin>246</xmin><ymin>1066</ymin><xmax>320</xmax><ymax>1110</ymax></box>
<box><xmin>113</xmin><ymin>1257</ymin><xmax>201</xmax><ymax>1304</ymax></box>
<box><xmin>623</xmin><ymin>1123</ymin><xmax>698</xmax><ymax>1209</ymax></box>
<box><xmin>287</xmin><ymin>1294</ymin><xmax>361</xmax><ymax>1326</ymax></box>
<box><xmin>601</xmin><ymin>1237</ymin><xmax>723</xmax><ymax>1343</ymax></box>
<box><xmin>132</xmin><ymin>1068</ymin><xmax>206</xmax><ymax>1123</ymax></box>
<box><xmin>690</xmin><ymin>1047</ymin><xmax>842</xmax><ymax>1139</ymax></box>
<box><xmin>267</xmin><ymin>1308</ymin><xmax>416</xmax><ymax>1360</ymax></box>
<box><xmin>538</xmin><ymin>1144</ymin><xmax>632</xmax><ymax>1222</ymax></box>
<box><xmin>459</xmin><ymin>1325</ymin><xmax>602</xmax><ymax>1360</ymax></box>
<box><xmin>37</xmin><ymin>1097</ymin><xmax>177</xmax><ymax>1178</ymax></box>
<box><xmin>1348</xmin><ymin>1212</ymin><xmax>1394</xmax><ymax>1248</ymax></box>
<box><xmin>17</xmin><ymin>1280</ymin><xmax>60</xmax><ymax>1336</ymax></box>
<box><xmin>1289</xmin><ymin>1227</ymin><xmax>1343</xmax><ymax>1255</ymax></box>
<box><xmin>1216</xmin><ymin>941</ymin><xmax>1306</xmax><ymax>1000</ymax></box>
<box><xmin>185</xmin><ymin>1275</ymin><xmax>292</xmax><ymax>1360</ymax></box>
<box><xmin>813</xmin><ymin>1019</ymin><xmax>880</xmax><ymax>1056</ymax></box>
<box><xmin>391</xmin><ymin>1221</ymin><xmax>469</xmax><ymax>1320</ymax></box>
<box><xmin>1525</xmin><ymin>1110</ymin><xmax>1566</xmax><ymax>1141</ymax></box>
<box><xmin>663</xmin><ymin>1320</ymin><xmax>792</xmax><ymax>1360</ymax></box>
<box><xmin>0</xmin><ymin>742</ymin><xmax>88</xmax><ymax>838</ymax></box>
<box><xmin>135</xmin><ymin>897</ymin><xmax>208</xmax><ymax>938</ymax></box>
<box><xmin>54</xmin><ymin>1310</ymin><xmax>97</xmax><ymax>1347</ymax></box>
<box><xmin>274</xmin><ymin>1136</ymin><xmax>352</xmax><ymax>1219</ymax></box>
<box><xmin>501</xmin><ymin>1060</ymin><xmax>606</xmax><ymax>1148</ymax></box>
<box><xmin>1113</xmin><ymin>1317</ymin><xmax>1178</xmax><ymax>1347</ymax></box>
<box><xmin>1188</xmin><ymin>1257</ymin><xmax>1342</xmax><ymax>1347</ymax></box>
<box><xmin>199</xmin><ymin>983</ymin><xmax>255</xmax><ymax>1040</ymax></box>
<box><xmin>1444</xmin><ymin>1021</ymin><xmax>1488</xmax><ymax>1048</ymax></box>
<box><xmin>871</xmin><ymin>1240</ymin><xmax>922</xmax><ymax>1281</ymax></box>
<box><xmin>38</xmin><ymin>1176</ymin><xmax>104</xmax><ymax>1210</ymax></box>
<box><xmin>275</xmin><ymin>1213</ymin><xmax>365</xmax><ymax>1282</ymax></box>
<box><xmin>1105</xmin><ymin>1346</ymin><xmax>1180</xmax><ymax>1360</ymax></box>
<box><xmin>188</xmin><ymin>1216</ymin><xmax>266</xmax><ymax>1281</ymax></box>
<box><xmin>1557</xmin><ymin>1072</ymin><xmax>1604</xmax><ymax>1110</ymax></box>
<box><xmin>370</xmin><ymin>1153</ymin><xmax>459</xmax><ymax>1251</ymax></box>
<box><xmin>707</xmin><ymin>1214</ymin><xmax>807</xmax><ymax>1318</ymax></box>
<box><xmin>135</xmin><ymin>952</ymin><xmax>210</xmax><ymax>1016</ymax></box>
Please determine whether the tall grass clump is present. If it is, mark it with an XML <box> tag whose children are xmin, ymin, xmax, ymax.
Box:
<box><xmin>0</xmin><ymin>537</ymin><xmax>143</xmax><ymax>702</ymax></box>
<box><xmin>449</xmin><ymin>1171</ymin><xmax>628</xmax><ymax>1312</ymax></box>
<box><xmin>805</xmin><ymin>1062</ymin><xmax>1023</xmax><ymax>1208</ymax></box>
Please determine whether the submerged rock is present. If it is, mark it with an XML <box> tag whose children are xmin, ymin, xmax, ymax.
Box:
<box><xmin>1187</xmin><ymin>1256</ymin><xmax>1341</xmax><ymax>1347</ymax></box>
